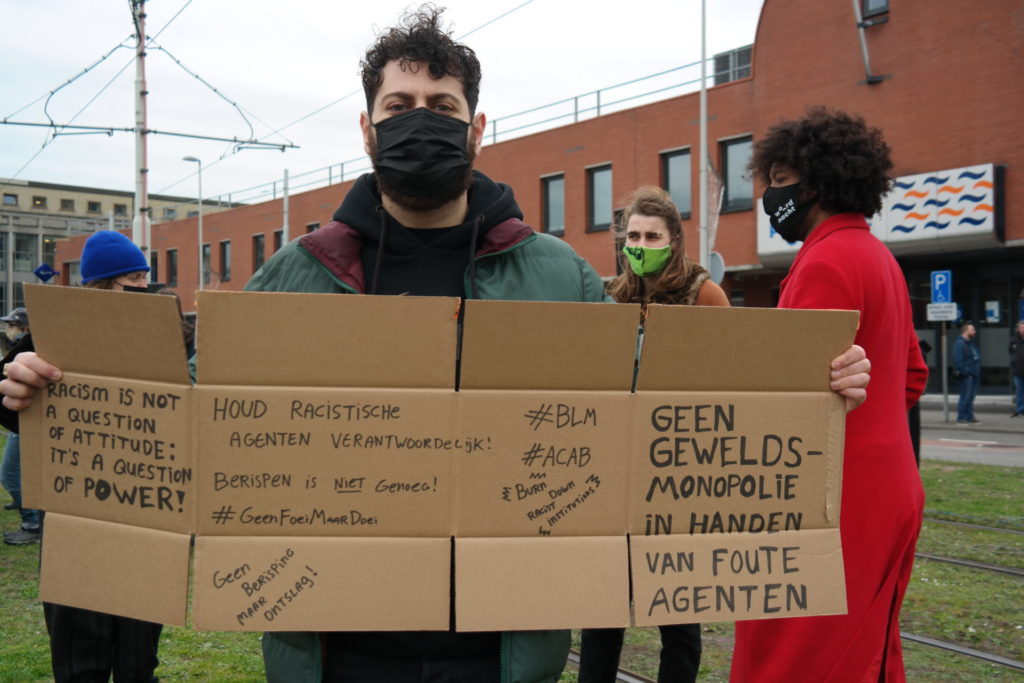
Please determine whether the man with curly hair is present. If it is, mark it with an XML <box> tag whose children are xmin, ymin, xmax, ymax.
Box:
<box><xmin>246</xmin><ymin>5</ymin><xmax>605</xmax><ymax>682</ymax></box>
<box><xmin>730</xmin><ymin>107</ymin><xmax>928</xmax><ymax>682</ymax></box>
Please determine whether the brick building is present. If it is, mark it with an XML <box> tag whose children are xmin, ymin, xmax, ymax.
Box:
<box><xmin>52</xmin><ymin>0</ymin><xmax>1023</xmax><ymax>391</ymax></box>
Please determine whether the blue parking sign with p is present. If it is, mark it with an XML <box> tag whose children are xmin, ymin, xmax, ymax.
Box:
<box><xmin>931</xmin><ymin>270</ymin><xmax>952</xmax><ymax>304</ymax></box>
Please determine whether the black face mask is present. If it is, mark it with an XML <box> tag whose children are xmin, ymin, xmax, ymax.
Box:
<box><xmin>120</xmin><ymin>285</ymin><xmax>150</xmax><ymax>294</ymax></box>
<box><xmin>762</xmin><ymin>182</ymin><xmax>816</xmax><ymax>244</ymax></box>
<box><xmin>372</xmin><ymin>108</ymin><xmax>471</xmax><ymax>198</ymax></box>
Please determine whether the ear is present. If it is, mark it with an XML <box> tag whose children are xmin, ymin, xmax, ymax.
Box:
<box><xmin>470</xmin><ymin>112</ymin><xmax>486</xmax><ymax>156</ymax></box>
<box><xmin>360</xmin><ymin>111</ymin><xmax>373</xmax><ymax>156</ymax></box>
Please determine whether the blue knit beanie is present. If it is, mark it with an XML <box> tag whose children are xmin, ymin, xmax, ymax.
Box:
<box><xmin>81</xmin><ymin>231</ymin><xmax>150</xmax><ymax>284</ymax></box>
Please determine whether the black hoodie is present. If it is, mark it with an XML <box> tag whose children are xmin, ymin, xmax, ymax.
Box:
<box><xmin>324</xmin><ymin>171</ymin><xmax>521</xmax><ymax>663</ymax></box>
<box><xmin>332</xmin><ymin>171</ymin><xmax>523</xmax><ymax>298</ymax></box>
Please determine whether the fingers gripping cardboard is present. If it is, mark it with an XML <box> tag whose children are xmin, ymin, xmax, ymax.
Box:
<box><xmin>22</xmin><ymin>285</ymin><xmax>857</xmax><ymax>631</ymax></box>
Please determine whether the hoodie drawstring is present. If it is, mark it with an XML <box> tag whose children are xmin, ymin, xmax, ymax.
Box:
<box><xmin>466</xmin><ymin>214</ymin><xmax>483</xmax><ymax>300</ymax></box>
<box><xmin>370</xmin><ymin>206</ymin><xmax>388</xmax><ymax>295</ymax></box>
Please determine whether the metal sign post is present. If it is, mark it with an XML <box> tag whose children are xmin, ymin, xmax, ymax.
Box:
<box><xmin>929</xmin><ymin>269</ymin><xmax>955</xmax><ymax>423</ymax></box>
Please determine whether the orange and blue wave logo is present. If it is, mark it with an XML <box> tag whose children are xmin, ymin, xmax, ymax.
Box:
<box><xmin>887</xmin><ymin>166</ymin><xmax>994</xmax><ymax>235</ymax></box>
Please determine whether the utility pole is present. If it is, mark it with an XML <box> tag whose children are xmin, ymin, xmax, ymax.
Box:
<box><xmin>698</xmin><ymin>0</ymin><xmax>709</xmax><ymax>269</ymax></box>
<box><xmin>131</xmin><ymin>0</ymin><xmax>150</xmax><ymax>251</ymax></box>
<box><xmin>282</xmin><ymin>169</ymin><xmax>290</xmax><ymax>243</ymax></box>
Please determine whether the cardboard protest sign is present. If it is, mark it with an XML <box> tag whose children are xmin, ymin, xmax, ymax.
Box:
<box><xmin>22</xmin><ymin>285</ymin><xmax>857</xmax><ymax>631</ymax></box>
<box><xmin>454</xmin><ymin>300</ymin><xmax>640</xmax><ymax>630</ymax></box>
<box><xmin>21</xmin><ymin>286</ymin><xmax>192</xmax><ymax>624</ymax></box>
<box><xmin>629</xmin><ymin>303</ymin><xmax>853</xmax><ymax>625</ymax></box>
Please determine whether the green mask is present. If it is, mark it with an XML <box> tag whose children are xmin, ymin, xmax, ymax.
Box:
<box><xmin>623</xmin><ymin>244</ymin><xmax>672</xmax><ymax>277</ymax></box>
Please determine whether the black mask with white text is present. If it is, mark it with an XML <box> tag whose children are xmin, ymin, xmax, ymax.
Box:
<box><xmin>762</xmin><ymin>182</ymin><xmax>816</xmax><ymax>244</ymax></box>
<box><xmin>372</xmin><ymin>108</ymin><xmax>472</xmax><ymax>198</ymax></box>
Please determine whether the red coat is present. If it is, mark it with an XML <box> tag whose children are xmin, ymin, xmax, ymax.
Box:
<box><xmin>731</xmin><ymin>213</ymin><xmax>928</xmax><ymax>682</ymax></box>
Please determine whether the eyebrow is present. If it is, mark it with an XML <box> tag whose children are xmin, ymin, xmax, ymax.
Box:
<box><xmin>378</xmin><ymin>91</ymin><xmax>462</xmax><ymax>106</ymax></box>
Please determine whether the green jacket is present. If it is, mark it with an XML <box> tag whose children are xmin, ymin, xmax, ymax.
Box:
<box><xmin>247</xmin><ymin>218</ymin><xmax>610</xmax><ymax>303</ymax></box>
<box><xmin>248</xmin><ymin>216</ymin><xmax>607</xmax><ymax>682</ymax></box>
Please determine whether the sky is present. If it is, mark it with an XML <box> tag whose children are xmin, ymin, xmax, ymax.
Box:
<box><xmin>0</xmin><ymin>0</ymin><xmax>764</xmax><ymax>205</ymax></box>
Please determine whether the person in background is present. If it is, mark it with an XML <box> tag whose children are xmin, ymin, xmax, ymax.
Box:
<box><xmin>908</xmin><ymin>337</ymin><xmax>932</xmax><ymax>466</ymax></box>
<box><xmin>0</xmin><ymin>307</ymin><xmax>43</xmax><ymax>545</ymax></box>
<box><xmin>154</xmin><ymin>287</ymin><xmax>197</xmax><ymax>359</ymax></box>
<box><xmin>733</xmin><ymin>106</ymin><xmax>928</xmax><ymax>682</ymax></box>
<box><xmin>0</xmin><ymin>230</ymin><xmax>163</xmax><ymax>682</ymax></box>
<box><xmin>579</xmin><ymin>186</ymin><xmax>726</xmax><ymax>683</ymax></box>
<box><xmin>1009</xmin><ymin>320</ymin><xmax>1024</xmax><ymax>417</ymax></box>
<box><xmin>953</xmin><ymin>323</ymin><xmax>982</xmax><ymax>425</ymax></box>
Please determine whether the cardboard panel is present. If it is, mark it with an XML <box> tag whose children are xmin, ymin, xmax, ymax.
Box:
<box><xmin>460</xmin><ymin>300</ymin><xmax>640</xmax><ymax>390</ymax></box>
<box><xmin>194</xmin><ymin>387</ymin><xmax>455</xmax><ymax>537</ymax></box>
<box><xmin>629</xmin><ymin>392</ymin><xmax>844</xmax><ymax>535</ymax></box>
<box><xmin>455</xmin><ymin>536</ymin><xmax>630</xmax><ymax>631</ymax></box>
<box><xmin>35</xmin><ymin>373</ymin><xmax>195</xmax><ymax>533</ymax></box>
<box><xmin>18</xmin><ymin>399</ymin><xmax>44</xmax><ymax>510</ymax></box>
<box><xmin>455</xmin><ymin>390</ymin><xmax>630</xmax><ymax>537</ymax></box>
<box><xmin>631</xmin><ymin>529</ymin><xmax>847</xmax><ymax>626</ymax></box>
<box><xmin>638</xmin><ymin>306</ymin><xmax>859</xmax><ymax>392</ymax></box>
<box><xmin>24</xmin><ymin>284</ymin><xmax>190</xmax><ymax>385</ymax></box>
<box><xmin>196</xmin><ymin>291</ymin><xmax>459</xmax><ymax>389</ymax></box>
<box><xmin>193</xmin><ymin>536</ymin><xmax>450</xmax><ymax>631</ymax></box>
<box><xmin>40</xmin><ymin>513</ymin><xmax>190</xmax><ymax>626</ymax></box>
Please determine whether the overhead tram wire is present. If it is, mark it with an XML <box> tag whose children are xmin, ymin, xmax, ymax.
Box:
<box><xmin>1</xmin><ymin>0</ymin><xmax>194</xmax><ymax>190</ymax></box>
<box><xmin>157</xmin><ymin>0</ymin><xmax>541</xmax><ymax>198</ymax></box>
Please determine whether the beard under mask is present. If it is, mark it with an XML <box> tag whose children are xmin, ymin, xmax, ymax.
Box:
<box><xmin>369</xmin><ymin>108</ymin><xmax>477</xmax><ymax>213</ymax></box>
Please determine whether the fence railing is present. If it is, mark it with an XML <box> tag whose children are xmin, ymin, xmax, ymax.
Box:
<box><xmin>192</xmin><ymin>56</ymin><xmax>733</xmax><ymax>208</ymax></box>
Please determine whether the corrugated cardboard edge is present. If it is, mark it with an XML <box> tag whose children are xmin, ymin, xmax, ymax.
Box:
<box><xmin>825</xmin><ymin>394</ymin><xmax>846</xmax><ymax>523</ymax></box>
<box><xmin>19</xmin><ymin>399</ymin><xmax>44</xmax><ymax>510</ymax></box>
<box><xmin>455</xmin><ymin>536</ymin><xmax>630</xmax><ymax>631</ymax></box>
<box><xmin>192</xmin><ymin>536</ymin><xmax>451</xmax><ymax>631</ymax></box>
<box><xmin>638</xmin><ymin>306</ymin><xmax>860</xmax><ymax>392</ymax></box>
<box><xmin>24</xmin><ymin>284</ymin><xmax>190</xmax><ymax>385</ymax></box>
<box><xmin>40</xmin><ymin>513</ymin><xmax>190</xmax><ymax>626</ymax></box>
<box><xmin>460</xmin><ymin>300</ymin><xmax>640</xmax><ymax>390</ymax></box>
<box><xmin>196</xmin><ymin>291</ymin><xmax>460</xmax><ymax>389</ymax></box>
<box><xmin>630</xmin><ymin>528</ymin><xmax>847</xmax><ymax>627</ymax></box>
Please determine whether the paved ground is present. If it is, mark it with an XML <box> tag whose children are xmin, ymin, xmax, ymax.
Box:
<box><xmin>918</xmin><ymin>393</ymin><xmax>1024</xmax><ymax>467</ymax></box>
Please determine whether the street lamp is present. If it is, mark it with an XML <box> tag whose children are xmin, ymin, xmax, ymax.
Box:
<box><xmin>182</xmin><ymin>156</ymin><xmax>203</xmax><ymax>291</ymax></box>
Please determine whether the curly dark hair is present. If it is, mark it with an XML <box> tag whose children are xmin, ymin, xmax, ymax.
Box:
<box><xmin>750</xmin><ymin>106</ymin><xmax>894</xmax><ymax>216</ymax></box>
<box><xmin>360</xmin><ymin>4</ymin><xmax>481</xmax><ymax>115</ymax></box>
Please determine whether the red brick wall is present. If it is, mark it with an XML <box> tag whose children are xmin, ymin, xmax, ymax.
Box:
<box><xmin>55</xmin><ymin>0</ymin><xmax>1023</xmax><ymax>311</ymax></box>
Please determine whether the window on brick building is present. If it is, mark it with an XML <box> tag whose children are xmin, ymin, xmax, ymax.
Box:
<box><xmin>14</xmin><ymin>234</ymin><xmax>35</xmax><ymax>272</ymax></box>
<box><xmin>32</xmin><ymin>196</ymin><xmax>47</xmax><ymax>209</ymax></box>
<box><xmin>274</xmin><ymin>229</ymin><xmax>284</xmax><ymax>252</ymax></box>
<box><xmin>252</xmin><ymin>234</ymin><xmax>265</xmax><ymax>272</ymax></box>
<box><xmin>306</xmin><ymin>222</ymin><xmax>320</xmax><ymax>233</ymax></box>
<box><xmin>542</xmin><ymin>174</ymin><xmax>565</xmax><ymax>236</ymax></box>
<box><xmin>60</xmin><ymin>198</ymin><xmax>75</xmax><ymax>211</ymax></box>
<box><xmin>661</xmin><ymin>149</ymin><xmax>692</xmax><ymax>218</ymax></box>
<box><xmin>721</xmin><ymin>137</ymin><xmax>753</xmax><ymax>212</ymax></box>
<box><xmin>87</xmin><ymin>201</ymin><xmax>101</xmax><ymax>213</ymax></box>
<box><xmin>163</xmin><ymin>207</ymin><xmax>177</xmax><ymax>221</ymax></box>
<box><xmin>166</xmin><ymin>249</ymin><xmax>178</xmax><ymax>286</ymax></box>
<box><xmin>219</xmin><ymin>240</ymin><xmax>231</xmax><ymax>282</ymax></box>
<box><xmin>113</xmin><ymin>203</ymin><xmax>128</xmax><ymax>216</ymax></box>
<box><xmin>587</xmin><ymin>165</ymin><xmax>613</xmax><ymax>232</ymax></box>
<box><xmin>713</xmin><ymin>45</ymin><xmax>752</xmax><ymax>86</ymax></box>
<box><xmin>150</xmin><ymin>251</ymin><xmax>159</xmax><ymax>284</ymax></box>
<box><xmin>202</xmin><ymin>244</ymin><xmax>211</xmax><ymax>285</ymax></box>
<box><xmin>2</xmin><ymin>194</ymin><xmax>17</xmax><ymax>207</ymax></box>
<box><xmin>863</xmin><ymin>0</ymin><xmax>889</xmax><ymax>16</ymax></box>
